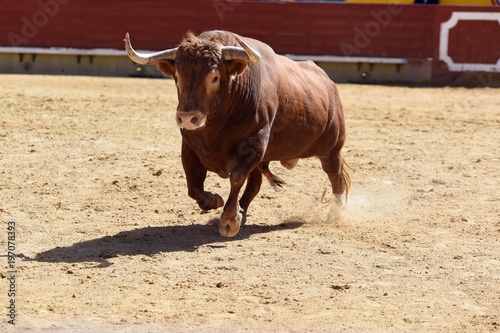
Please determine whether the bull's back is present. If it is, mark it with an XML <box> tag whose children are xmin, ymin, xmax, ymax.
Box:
<box><xmin>262</xmin><ymin>54</ymin><xmax>343</xmax><ymax>161</ymax></box>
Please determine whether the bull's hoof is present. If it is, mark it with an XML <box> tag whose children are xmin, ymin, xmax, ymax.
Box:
<box><xmin>325</xmin><ymin>206</ymin><xmax>341</xmax><ymax>225</ymax></box>
<box><xmin>211</xmin><ymin>193</ymin><xmax>224</xmax><ymax>208</ymax></box>
<box><xmin>198</xmin><ymin>192</ymin><xmax>224</xmax><ymax>211</ymax></box>
<box><xmin>219</xmin><ymin>210</ymin><xmax>243</xmax><ymax>238</ymax></box>
<box><xmin>241</xmin><ymin>210</ymin><xmax>247</xmax><ymax>226</ymax></box>
<box><xmin>325</xmin><ymin>196</ymin><xmax>343</xmax><ymax>225</ymax></box>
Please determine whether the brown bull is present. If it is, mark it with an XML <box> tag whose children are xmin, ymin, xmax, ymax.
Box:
<box><xmin>124</xmin><ymin>30</ymin><xmax>350</xmax><ymax>237</ymax></box>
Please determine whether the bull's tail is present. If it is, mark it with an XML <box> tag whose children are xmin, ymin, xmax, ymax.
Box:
<box><xmin>340</xmin><ymin>160</ymin><xmax>352</xmax><ymax>207</ymax></box>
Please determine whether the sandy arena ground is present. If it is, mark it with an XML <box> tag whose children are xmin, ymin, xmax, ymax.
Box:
<box><xmin>0</xmin><ymin>74</ymin><xmax>498</xmax><ymax>332</ymax></box>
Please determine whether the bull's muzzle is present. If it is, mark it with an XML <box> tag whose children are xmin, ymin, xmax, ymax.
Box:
<box><xmin>176</xmin><ymin>111</ymin><xmax>206</xmax><ymax>130</ymax></box>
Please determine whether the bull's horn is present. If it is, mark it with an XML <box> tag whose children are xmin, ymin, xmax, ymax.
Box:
<box><xmin>222</xmin><ymin>36</ymin><xmax>260</xmax><ymax>63</ymax></box>
<box><xmin>124</xmin><ymin>32</ymin><xmax>177</xmax><ymax>65</ymax></box>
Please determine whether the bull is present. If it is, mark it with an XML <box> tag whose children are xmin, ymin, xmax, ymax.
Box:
<box><xmin>124</xmin><ymin>30</ymin><xmax>350</xmax><ymax>237</ymax></box>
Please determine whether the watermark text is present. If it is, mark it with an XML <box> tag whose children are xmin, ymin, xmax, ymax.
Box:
<box><xmin>6</xmin><ymin>220</ymin><xmax>17</xmax><ymax>325</ymax></box>
<box><xmin>7</xmin><ymin>0</ymin><xmax>71</xmax><ymax>46</ymax></box>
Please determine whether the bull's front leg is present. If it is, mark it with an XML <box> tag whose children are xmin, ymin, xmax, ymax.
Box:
<box><xmin>219</xmin><ymin>133</ymin><xmax>267</xmax><ymax>237</ymax></box>
<box><xmin>181</xmin><ymin>140</ymin><xmax>224</xmax><ymax>211</ymax></box>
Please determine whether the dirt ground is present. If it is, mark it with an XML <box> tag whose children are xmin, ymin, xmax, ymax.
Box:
<box><xmin>0</xmin><ymin>74</ymin><xmax>498</xmax><ymax>332</ymax></box>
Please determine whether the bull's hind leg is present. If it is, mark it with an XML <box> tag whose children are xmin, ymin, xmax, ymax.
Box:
<box><xmin>239</xmin><ymin>168</ymin><xmax>263</xmax><ymax>226</ymax></box>
<box><xmin>319</xmin><ymin>148</ymin><xmax>350</xmax><ymax>224</ymax></box>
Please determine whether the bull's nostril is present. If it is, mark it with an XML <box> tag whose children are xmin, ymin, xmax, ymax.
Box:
<box><xmin>177</xmin><ymin>112</ymin><xmax>203</xmax><ymax>129</ymax></box>
<box><xmin>225</xmin><ymin>224</ymin><xmax>231</xmax><ymax>233</ymax></box>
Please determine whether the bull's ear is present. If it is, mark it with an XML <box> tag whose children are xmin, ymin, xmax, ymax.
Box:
<box><xmin>156</xmin><ymin>60</ymin><xmax>175</xmax><ymax>77</ymax></box>
<box><xmin>226</xmin><ymin>60</ymin><xmax>248</xmax><ymax>77</ymax></box>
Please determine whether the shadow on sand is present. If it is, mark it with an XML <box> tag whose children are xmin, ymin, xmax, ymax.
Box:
<box><xmin>31</xmin><ymin>220</ymin><xmax>304</xmax><ymax>267</ymax></box>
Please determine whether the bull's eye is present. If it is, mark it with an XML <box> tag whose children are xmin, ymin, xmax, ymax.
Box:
<box><xmin>212</xmin><ymin>76</ymin><xmax>219</xmax><ymax>84</ymax></box>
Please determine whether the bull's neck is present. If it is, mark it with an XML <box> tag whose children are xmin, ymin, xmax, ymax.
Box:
<box><xmin>196</xmin><ymin>75</ymin><xmax>259</xmax><ymax>143</ymax></box>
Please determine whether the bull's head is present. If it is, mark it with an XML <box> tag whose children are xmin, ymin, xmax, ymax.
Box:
<box><xmin>124</xmin><ymin>32</ymin><xmax>260</xmax><ymax>130</ymax></box>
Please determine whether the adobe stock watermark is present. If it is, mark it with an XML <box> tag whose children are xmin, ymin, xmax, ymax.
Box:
<box><xmin>340</xmin><ymin>4</ymin><xmax>403</xmax><ymax>56</ymax></box>
<box><xmin>7</xmin><ymin>0</ymin><xmax>71</xmax><ymax>47</ymax></box>
<box><xmin>6</xmin><ymin>220</ymin><xmax>17</xmax><ymax>325</ymax></box>
<box><xmin>213</xmin><ymin>0</ymin><xmax>242</xmax><ymax>21</ymax></box>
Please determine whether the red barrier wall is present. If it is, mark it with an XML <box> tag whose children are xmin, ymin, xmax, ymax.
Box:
<box><xmin>0</xmin><ymin>1</ymin><xmax>433</xmax><ymax>57</ymax></box>
<box><xmin>1</xmin><ymin>1</ymin><xmax>499</xmax><ymax>81</ymax></box>
<box><xmin>432</xmin><ymin>6</ymin><xmax>500</xmax><ymax>80</ymax></box>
